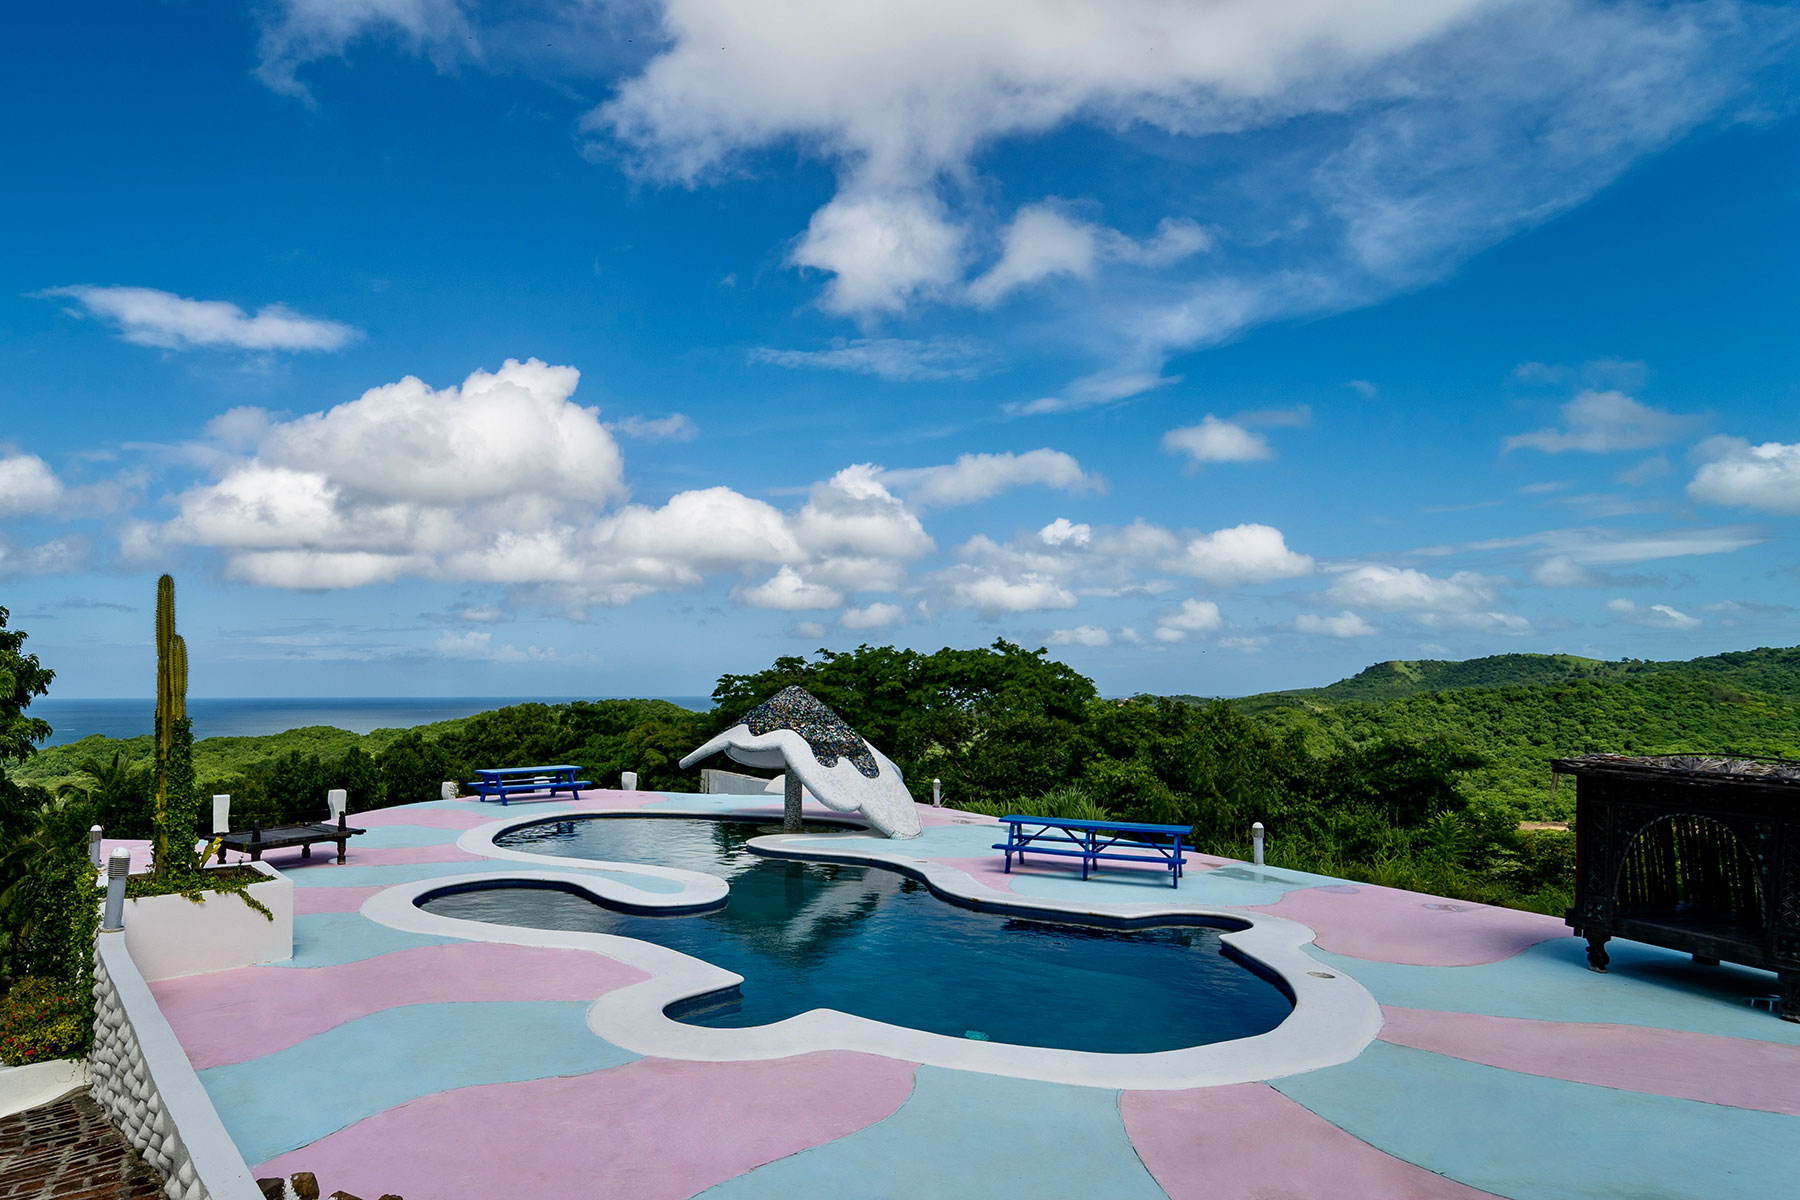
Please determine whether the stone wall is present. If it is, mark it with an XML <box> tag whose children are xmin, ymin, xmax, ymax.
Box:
<box><xmin>89</xmin><ymin>932</ymin><xmax>264</xmax><ymax>1200</ymax></box>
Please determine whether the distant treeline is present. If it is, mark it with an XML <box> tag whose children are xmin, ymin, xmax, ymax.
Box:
<box><xmin>18</xmin><ymin>641</ymin><xmax>1800</xmax><ymax>918</ymax></box>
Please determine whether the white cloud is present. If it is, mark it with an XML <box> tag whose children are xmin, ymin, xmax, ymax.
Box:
<box><xmin>1478</xmin><ymin>525</ymin><xmax>1765</xmax><ymax>566</ymax></box>
<box><xmin>611</xmin><ymin>414</ymin><xmax>698</xmax><ymax>442</ymax></box>
<box><xmin>790</xmin><ymin>191</ymin><xmax>966</xmax><ymax>315</ymax></box>
<box><xmin>1606</xmin><ymin>597</ymin><xmax>1701</xmax><ymax>630</ymax></box>
<box><xmin>1178</xmin><ymin>524</ymin><xmax>1313</xmax><ymax>584</ymax></box>
<box><xmin>736</xmin><ymin>565</ymin><xmax>844</xmax><ymax>611</ymax></box>
<box><xmin>44</xmin><ymin>286</ymin><xmax>358</xmax><ymax>352</ymax></box>
<box><xmin>967</xmin><ymin>205</ymin><xmax>1210</xmax><ymax>306</ymax></box>
<box><xmin>947</xmin><ymin>572</ymin><xmax>1077</xmax><ymax>617</ymax></box>
<box><xmin>789</xmin><ymin>620</ymin><xmax>828</xmax><ymax>639</ymax></box>
<box><xmin>434</xmin><ymin>630</ymin><xmax>555</xmax><ymax>662</ymax></box>
<box><xmin>1154</xmin><ymin>598</ymin><xmax>1223</xmax><ymax>642</ymax></box>
<box><xmin>1047</xmin><ymin>624</ymin><xmax>1111</xmax><ymax>647</ymax></box>
<box><xmin>1328</xmin><ymin>565</ymin><xmax>1501</xmax><ymax>612</ymax></box>
<box><xmin>839</xmin><ymin>601</ymin><xmax>904</xmax><ymax>630</ymax></box>
<box><xmin>157</xmin><ymin>361</ymin><xmax>936</xmax><ymax>605</ymax></box>
<box><xmin>1038</xmin><ymin>518</ymin><xmax>1091</xmax><ymax>548</ymax></box>
<box><xmin>0</xmin><ymin>535</ymin><xmax>90</xmax><ymax>579</ymax></box>
<box><xmin>880</xmin><ymin>450</ymin><xmax>1102</xmax><ymax>509</ymax></box>
<box><xmin>0</xmin><ymin>454</ymin><xmax>64</xmax><ymax>516</ymax></box>
<box><xmin>1162</xmin><ymin>416</ymin><xmax>1273</xmax><ymax>467</ymax></box>
<box><xmin>1504</xmin><ymin>390</ymin><xmax>1698</xmax><ymax>454</ymax></box>
<box><xmin>749</xmin><ymin>337</ymin><xmax>990</xmax><ymax>381</ymax></box>
<box><xmin>1295</xmin><ymin>611</ymin><xmax>1378</xmax><ymax>637</ymax></box>
<box><xmin>1687</xmin><ymin>437</ymin><xmax>1800</xmax><ymax>515</ymax></box>
<box><xmin>256</xmin><ymin>0</ymin><xmax>475</xmax><ymax>99</ymax></box>
<box><xmin>1415</xmin><ymin>610</ymin><xmax>1532</xmax><ymax>634</ymax></box>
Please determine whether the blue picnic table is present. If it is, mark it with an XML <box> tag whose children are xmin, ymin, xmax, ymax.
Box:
<box><xmin>468</xmin><ymin>765</ymin><xmax>591</xmax><ymax>806</ymax></box>
<box><xmin>993</xmin><ymin>815</ymin><xmax>1193</xmax><ymax>888</ymax></box>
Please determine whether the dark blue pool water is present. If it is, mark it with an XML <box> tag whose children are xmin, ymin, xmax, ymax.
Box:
<box><xmin>419</xmin><ymin>816</ymin><xmax>1293</xmax><ymax>1053</ymax></box>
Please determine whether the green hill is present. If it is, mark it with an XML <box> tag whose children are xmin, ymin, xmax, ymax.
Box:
<box><xmin>1225</xmin><ymin>646</ymin><xmax>1800</xmax><ymax>819</ymax></box>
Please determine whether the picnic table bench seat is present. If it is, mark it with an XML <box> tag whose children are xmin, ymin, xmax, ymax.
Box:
<box><xmin>468</xmin><ymin>765</ymin><xmax>591</xmax><ymax>805</ymax></box>
<box><xmin>993</xmin><ymin>815</ymin><xmax>1193</xmax><ymax>888</ymax></box>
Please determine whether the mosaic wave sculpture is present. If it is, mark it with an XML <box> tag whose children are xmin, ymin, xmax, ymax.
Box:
<box><xmin>680</xmin><ymin>686</ymin><xmax>924</xmax><ymax>839</ymax></box>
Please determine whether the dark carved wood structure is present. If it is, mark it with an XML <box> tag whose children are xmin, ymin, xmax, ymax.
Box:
<box><xmin>1555</xmin><ymin>754</ymin><xmax>1799</xmax><ymax>1021</ymax></box>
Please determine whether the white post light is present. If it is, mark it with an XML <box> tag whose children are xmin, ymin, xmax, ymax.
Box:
<box><xmin>621</xmin><ymin>771</ymin><xmax>638</xmax><ymax>791</ymax></box>
<box><xmin>1252</xmin><ymin>821</ymin><xmax>1266</xmax><ymax>867</ymax></box>
<box><xmin>932</xmin><ymin>778</ymin><xmax>941</xmax><ymax>807</ymax></box>
<box><xmin>89</xmin><ymin>825</ymin><xmax>103</xmax><ymax>869</ymax></box>
<box><xmin>102</xmin><ymin>848</ymin><xmax>131</xmax><ymax>931</ymax></box>
<box><xmin>212</xmin><ymin>795</ymin><xmax>232</xmax><ymax>835</ymax></box>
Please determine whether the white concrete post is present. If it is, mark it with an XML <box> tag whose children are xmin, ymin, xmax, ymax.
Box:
<box><xmin>89</xmin><ymin>825</ymin><xmax>104</xmax><ymax>869</ymax></box>
<box><xmin>932</xmin><ymin>778</ymin><xmax>941</xmax><ymax>807</ymax></box>
<box><xmin>440</xmin><ymin>781</ymin><xmax>459</xmax><ymax>801</ymax></box>
<box><xmin>212</xmin><ymin>795</ymin><xmax>232</xmax><ymax>835</ymax></box>
<box><xmin>621</xmin><ymin>771</ymin><xmax>638</xmax><ymax>791</ymax></box>
<box><xmin>1252</xmin><ymin>821</ymin><xmax>1265</xmax><ymax>867</ymax></box>
<box><xmin>102</xmin><ymin>848</ymin><xmax>131</xmax><ymax>931</ymax></box>
<box><xmin>327</xmin><ymin>788</ymin><xmax>348</xmax><ymax>822</ymax></box>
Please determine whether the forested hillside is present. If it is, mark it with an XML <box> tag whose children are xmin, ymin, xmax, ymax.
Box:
<box><xmin>1222</xmin><ymin>646</ymin><xmax>1800</xmax><ymax>818</ymax></box>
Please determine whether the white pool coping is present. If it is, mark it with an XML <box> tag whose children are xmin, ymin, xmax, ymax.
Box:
<box><xmin>365</xmin><ymin>804</ymin><xmax>1381</xmax><ymax>1090</ymax></box>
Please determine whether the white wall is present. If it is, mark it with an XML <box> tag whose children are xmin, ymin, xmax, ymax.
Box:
<box><xmin>122</xmin><ymin>861</ymin><xmax>292</xmax><ymax>982</ymax></box>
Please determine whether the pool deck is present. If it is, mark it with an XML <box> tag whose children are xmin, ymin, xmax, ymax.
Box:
<box><xmin>127</xmin><ymin>791</ymin><xmax>1800</xmax><ymax>1199</ymax></box>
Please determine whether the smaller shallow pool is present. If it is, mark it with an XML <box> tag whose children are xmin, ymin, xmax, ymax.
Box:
<box><xmin>421</xmin><ymin>816</ymin><xmax>1294</xmax><ymax>1054</ymax></box>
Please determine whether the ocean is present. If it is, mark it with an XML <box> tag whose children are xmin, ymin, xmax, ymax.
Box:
<box><xmin>31</xmin><ymin>696</ymin><xmax>713</xmax><ymax>746</ymax></box>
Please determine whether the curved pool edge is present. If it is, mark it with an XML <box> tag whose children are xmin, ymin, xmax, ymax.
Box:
<box><xmin>367</xmin><ymin>804</ymin><xmax>1383</xmax><ymax>1090</ymax></box>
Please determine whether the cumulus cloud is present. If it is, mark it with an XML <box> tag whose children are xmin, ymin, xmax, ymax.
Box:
<box><xmin>880</xmin><ymin>450</ymin><xmax>1102</xmax><ymax>509</ymax></box>
<box><xmin>1606</xmin><ymin>597</ymin><xmax>1701</xmax><ymax>630</ymax></box>
<box><xmin>790</xmin><ymin>191</ymin><xmax>966</xmax><ymax>315</ymax></box>
<box><xmin>967</xmin><ymin>205</ymin><xmax>1209</xmax><ymax>306</ymax></box>
<box><xmin>1047</xmin><ymin>624</ymin><xmax>1112</xmax><ymax>647</ymax></box>
<box><xmin>1162</xmin><ymin>417</ymin><xmax>1273</xmax><ymax>468</ymax></box>
<box><xmin>1038</xmin><ymin>518</ymin><xmax>1091</xmax><ymax>547</ymax></box>
<box><xmin>736</xmin><ymin>565</ymin><xmax>844</xmax><ymax>611</ymax></box>
<box><xmin>156</xmin><ymin>361</ymin><xmax>936</xmax><ymax>606</ymax></box>
<box><xmin>1328</xmin><ymin>565</ymin><xmax>1500</xmax><ymax>612</ymax></box>
<box><xmin>1295</xmin><ymin>611</ymin><xmax>1378</xmax><ymax>637</ymax></box>
<box><xmin>1154</xmin><ymin>598</ymin><xmax>1224</xmax><ymax>643</ymax></box>
<box><xmin>1687</xmin><ymin>437</ymin><xmax>1800</xmax><ymax>514</ymax></box>
<box><xmin>1178</xmin><ymin>524</ymin><xmax>1313</xmax><ymax>584</ymax></box>
<box><xmin>839</xmin><ymin>601</ymin><xmax>904</xmax><ymax>629</ymax></box>
<box><xmin>749</xmin><ymin>337</ymin><xmax>990</xmax><ymax>381</ymax></box>
<box><xmin>944</xmin><ymin>571</ymin><xmax>1077</xmax><ymax>617</ymax></box>
<box><xmin>1504</xmin><ymin>390</ymin><xmax>1699</xmax><ymax>454</ymax></box>
<box><xmin>0</xmin><ymin>454</ymin><xmax>64</xmax><ymax>517</ymax></box>
<box><xmin>43</xmin><ymin>286</ymin><xmax>358</xmax><ymax>352</ymax></box>
<box><xmin>0</xmin><ymin>535</ymin><xmax>90</xmax><ymax>579</ymax></box>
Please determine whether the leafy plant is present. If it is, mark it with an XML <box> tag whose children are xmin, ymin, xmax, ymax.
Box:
<box><xmin>0</xmin><ymin>977</ymin><xmax>87</xmax><ymax>1065</ymax></box>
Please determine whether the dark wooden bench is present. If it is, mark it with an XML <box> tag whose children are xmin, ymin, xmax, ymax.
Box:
<box><xmin>216</xmin><ymin>812</ymin><xmax>367</xmax><ymax>865</ymax></box>
<box><xmin>993</xmin><ymin>815</ymin><xmax>1192</xmax><ymax>888</ymax></box>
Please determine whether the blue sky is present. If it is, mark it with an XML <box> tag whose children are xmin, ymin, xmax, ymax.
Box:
<box><xmin>2</xmin><ymin>0</ymin><xmax>1798</xmax><ymax>701</ymax></box>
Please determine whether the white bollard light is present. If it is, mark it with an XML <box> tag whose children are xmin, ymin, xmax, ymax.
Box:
<box><xmin>932</xmin><ymin>778</ymin><xmax>941</xmax><ymax>807</ymax></box>
<box><xmin>1252</xmin><ymin>821</ymin><xmax>1266</xmax><ymax>867</ymax></box>
<box><xmin>212</xmin><ymin>794</ymin><xmax>232</xmax><ymax>835</ymax></box>
<box><xmin>89</xmin><ymin>825</ymin><xmax>103</xmax><ymax>869</ymax></box>
<box><xmin>441</xmin><ymin>781</ymin><xmax>459</xmax><ymax>801</ymax></box>
<box><xmin>327</xmin><ymin>788</ymin><xmax>348</xmax><ymax>822</ymax></box>
<box><xmin>102</xmin><ymin>847</ymin><xmax>131</xmax><ymax>931</ymax></box>
<box><xmin>621</xmin><ymin>771</ymin><xmax>638</xmax><ymax>791</ymax></box>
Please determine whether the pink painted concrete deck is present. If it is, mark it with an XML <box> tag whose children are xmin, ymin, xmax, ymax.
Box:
<box><xmin>135</xmin><ymin>794</ymin><xmax>1800</xmax><ymax>1200</ymax></box>
<box><xmin>254</xmin><ymin>1053</ymin><xmax>916</xmax><ymax>1200</ymax></box>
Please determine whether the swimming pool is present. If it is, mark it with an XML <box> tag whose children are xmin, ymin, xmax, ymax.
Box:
<box><xmin>419</xmin><ymin>815</ymin><xmax>1294</xmax><ymax>1054</ymax></box>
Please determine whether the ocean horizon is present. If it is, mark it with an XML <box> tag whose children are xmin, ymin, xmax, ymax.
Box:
<box><xmin>31</xmin><ymin>696</ymin><xmax>713</xmax><ymax>746</ymax></box>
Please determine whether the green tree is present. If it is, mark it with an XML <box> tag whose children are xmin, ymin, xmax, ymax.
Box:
<box><xmin>0</xmin><ymin>606</ymin><xmax>54</xmax><ymax>768</ymax></box>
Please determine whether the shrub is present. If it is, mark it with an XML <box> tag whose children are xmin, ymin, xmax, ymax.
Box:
<box><xmin>0</xmin><ymin>976</ymin><xmax>86</xmax><ymax>1065</ymax></box>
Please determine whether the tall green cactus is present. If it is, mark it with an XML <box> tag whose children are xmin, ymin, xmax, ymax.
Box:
<box><xmin>151</xmin><ymin>574</ymin><xmax>198</xmax><ymax>877</ymax></box>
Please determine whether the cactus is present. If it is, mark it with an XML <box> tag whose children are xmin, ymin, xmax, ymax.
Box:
<box><xmin>151</xmin><ymin>574</ymin><xmax>198</xmax><ymax>877</ymax></box>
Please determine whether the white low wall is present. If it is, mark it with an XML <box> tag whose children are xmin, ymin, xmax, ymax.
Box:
<box><xmin>123</xmin><ymin>861</ymin><xmax>293</xmax><ymax>982</ymax></box>
<box><xmin>90</xmin><ymin>934</ymin><xmax>264</xmax><ymax>1200</ymax></box>
<box><xmin>702</xmin><ymin>767</ymin><xmax>795</xmax><ymax>796</ymax></box>
<box><xmin>0</xmin><ymin>1057</ymin><xmax>87</xmax><ymax>1118</ymax></box>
